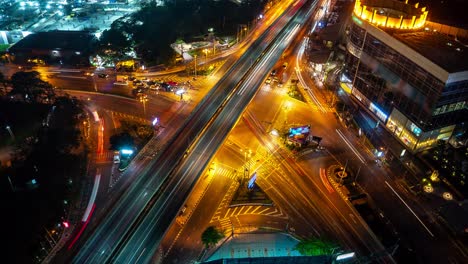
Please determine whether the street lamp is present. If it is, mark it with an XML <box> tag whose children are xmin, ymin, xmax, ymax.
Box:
<box><xmin>194</xmin><ymin>54</ymin><xmax>197</xmax><ymax>78</ymax></box>
<box><xmin>241</xmin><ymin>148</ymin><xmax>252</xmax><ymax>179</ymax></box>
<box><xmin>6</xmin><ymin>125</ymin><xmax>15</xmax><ymax>141</ymax></box>
<box><xmin>203</xmin><ymin>48</ymin><xmax>209</xmax><ymax>61</ymax></box>
<box><xmin>138</xmin><ymin>94</ymin><xmax>148</xmax><ymax>115</ymax></box>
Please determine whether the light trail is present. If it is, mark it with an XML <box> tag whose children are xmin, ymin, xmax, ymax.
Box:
<box><xmin>295</xmin><ymin>40</ymin><xmax>327</xmax><ymax>113</ymax></box>
<box><xmin>335</xmin><ymin>129</ymin><xmax>366</xmax><ymax>164</ymax></box>
<box><xmin>385</xmin><ymin>181</ymin><xmax>435</xmax><ymax>237</ymax></box>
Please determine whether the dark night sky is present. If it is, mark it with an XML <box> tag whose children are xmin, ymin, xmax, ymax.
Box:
<box><xmin>416</xmin><ymin>0</ymin><xmax>468</xmax><ymax>27</ymax></box>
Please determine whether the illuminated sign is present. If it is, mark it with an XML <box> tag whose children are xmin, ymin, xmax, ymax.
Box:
<box><xmin>121</xmin><ymin>149</ymin><xmax>134</xmax><ymax>155</ymax></box>
<box><xmin>289</xmin><ymin>125</ymin><xmax>310</xmax><ymax>136</ymax></box>
<box><xmin>409</xmin><ymin>123</ymin><xmax>422</xmax><ymax>137</ymax></box>
<box><xmin>336</xmin><ymin>252</ymin><xmax>355</xmax><ymax>261</ymax></box>
<box><xmin>248</xmin><ymin>172</ymin><xmax>257</xmax><ymax>189</ymax></box>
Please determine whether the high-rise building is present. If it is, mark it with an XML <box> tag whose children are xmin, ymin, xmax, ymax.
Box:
<box><xmin>341</xmin><ymin>0</ymin><xmax>468</xmax><ymax>153</ymax></box>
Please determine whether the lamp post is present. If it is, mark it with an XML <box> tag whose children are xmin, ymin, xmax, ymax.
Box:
<box><xmin>203</xmin><ymin>49</ymin><xmax>209</xmax><ymax>61</ymax></box>
<box><xmin>138</xmin><ymin>94</ymin><xmax>148</xmax><ymax>116</ymax></box>
<box><xmin>194</xmin><ymin>54</ymin><xmax>197</xmax><ymax>78</ymax></box>
<box><xmin>6</xmin><ymin>125</ymin><xmax>15</xmax><ymax>141</ymax></box>
<box><xmin>354</xmin><ymin>165</ymin><xmax>362</xmax><ymax>185</ymax></box>
<box><xmin>241</xmin><ymin>148</ymin><xmax>252</xmax><ymax>180</ymax></box>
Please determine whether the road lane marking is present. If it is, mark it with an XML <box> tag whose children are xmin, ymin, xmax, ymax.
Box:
<box><xmin>335</xmin><ymin>129</ymin><xmax>366</xmax><ymax>164</ymax></box>
<box><xmin>385</xmin><ymin>181</ymin><xmax>434</xmax><ymax>237</ymax></box>
<box><xmin>319</xmin><ymin>168</ymin><xmax>335</xmax><ymax>193</ymax></box>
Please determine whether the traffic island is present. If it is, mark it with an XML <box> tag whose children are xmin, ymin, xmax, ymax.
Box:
<box><xmin>118</xmin><ymin>158</ymin><xmax>131</xmax><ymax>172</ymax></box>
<box><xmin>231</xmin><ymin>176</ymin><xmax>273</xmax><ymax>206</ymax></box>
<box><xmin>327</xmin><ymin>165</ymin><xmax>367</xmax><ymax>204</ymax></box>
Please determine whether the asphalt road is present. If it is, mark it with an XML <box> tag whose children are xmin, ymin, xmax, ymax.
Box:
<box><xmin>105</xmin><ymin>2</ymin><xmax>316</xmax><ymax>263</ymax></box>
<box><xmin>69</xmin><ymin>1</ymin><xmax>310</xmax><ymax>263</ymax></box>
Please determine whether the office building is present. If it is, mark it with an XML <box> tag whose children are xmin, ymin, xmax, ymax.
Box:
<box><xmin>342</xmin><ymin>0</ymin><xmax>468</xmax><ymax>153</ymax></box>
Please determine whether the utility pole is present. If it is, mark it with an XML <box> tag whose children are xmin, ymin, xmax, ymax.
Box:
<box><xmin>194</xmin><ymin>54</ymin><xmax>197</xmax><ymax>78</ymax></box>
<box><xmin>354</xmin><ymin>165</ymin><xmax>362</xmax><ymax>184</ymax></box>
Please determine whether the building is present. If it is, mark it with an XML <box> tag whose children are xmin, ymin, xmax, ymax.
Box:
<box><xmin>7</xmin><ymin>30</ymin><xmax>97</xmax><ymax>66</ymax></box>
<box><xmin>341</xmin><ymin>0</ymin><xmax>468</xmax><ymax>153</ymax></box>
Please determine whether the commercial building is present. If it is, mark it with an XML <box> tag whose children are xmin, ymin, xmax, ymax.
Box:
<box><xmin>342</xmin><ymin>0</ymin><xmax>468</xmax><ymax>153</ymax></box>
<box><xmin>7</xmin><ymin>30</ymin><xmax>97</xmax><ymax>66</ymax></box>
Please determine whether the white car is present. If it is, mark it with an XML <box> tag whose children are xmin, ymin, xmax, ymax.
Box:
<box><xmin>113</xmin><ymin>155</ymin><xmax>120</xmax><ymax>164</ymax></box>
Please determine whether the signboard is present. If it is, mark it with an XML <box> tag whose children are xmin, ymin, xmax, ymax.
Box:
<box><xmin>248</xmin><ymin>172</ymin><xmax>257</xmax><ymax>189</ymax></box>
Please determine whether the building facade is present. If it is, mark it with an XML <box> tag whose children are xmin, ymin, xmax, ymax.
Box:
<box><xmin>342</xmin><ymin>0</ymin><xmax>468</xmax><ymax>153</ymax></box>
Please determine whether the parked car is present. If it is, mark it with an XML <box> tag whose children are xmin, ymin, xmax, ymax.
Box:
<box><xmin>98</xmin><ymin>73</ymin><xmax>109</xmax><ymax>78</ymax></box>
<box><xmin>149</xmin><ymin>84</ymin><xmax>160</xmax><ymax>90</ymax></box>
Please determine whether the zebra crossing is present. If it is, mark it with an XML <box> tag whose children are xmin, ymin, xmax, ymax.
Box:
<box><xmin>109</xmin><ymin>110</ymin><xmax>151</xmax><ymax>123</ymax></box>
<box><xmin>223</xmin><ymin>205</ymin><xmax>287</xmax><ymax>219</ymax></box>
<box><xmin>149</xmin><ymin>73</ymin><xmax>211</xmax><ymax>89</ymax></box>
<box><xmin>95</xmin><ymin>151</ymin><xmax>115</xmax><ymax>162</ymax></box>
<box><xmin>213</xmin><ymin>166</ymin><xmax>237</xmax><ymax>180</ymax></box>
<box><xmin>219</xmin><ymin>218</ymin><xmax>233</xmax><ymax>234</ymax></box>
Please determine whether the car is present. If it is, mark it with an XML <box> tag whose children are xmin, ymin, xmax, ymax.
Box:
<box><xmin>113</xmin><ymin>154</ymin><xmax>120</xmax><ymax>164</ymax></box>
<box><xmin>167</xmin><ymin>81</ymin><xmax>178</xmax><ymax>86</ymax></box>
<box><xmin>265</xmin><ymin>77</ymin><xmax>271</xmax><ymax>84</ymax></box>
<box><xmin>180</xmin><ymin>205</ymin><xmax>187</xmax><ymax>215</ymax></box>
<box><xmin>282</xmin><ymin>62</ymin><xmax>288</xmax><ymax>69</ymax></box>
<box><xmin>271</xmin><ymin>69</ymin><xmax>277</xmax><ymax>76</ymax></box>
<box><xmin>149</xmin><ymin>84</ymin><xmax>160</xmax><ymax>90</ymax></box>
<box><xmin>128</xmin><ymin>76</ymin><xmax>136</xmax><ymax>81</ymax></box>
<box><xmin>98</xmin><ymin>73</ymin><xmax>109</xmax><ymax>78</ymax></box>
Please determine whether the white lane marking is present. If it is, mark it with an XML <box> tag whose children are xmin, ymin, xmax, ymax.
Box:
<box><xmin>335</xmin><ymin>129</ymin><xmax>366</xmax><ymax>164</ymax></box>
<box><xmin>385</xmin><ymin>181</ymin><xmax>435</xmax><ymax>237</ymax></box>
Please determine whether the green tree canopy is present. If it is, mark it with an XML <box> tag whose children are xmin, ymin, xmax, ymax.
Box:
<box><xmin>201</xmin><ymin>226</ymin><xmax>224</xmax><ymax>248</ymax></box>
<box><xmin>294</xmin><ymin>238</ymin><xmax>338</xmax><ymax>256</ymax></box>
<box><xmin>10</xmin><ymin>71</ymin><xmax>53</xmax><ymax>102</ymax></box>
<box><xmin>0</xmin><ymin>71</ymin><xmax>7</xmax><ymax>94</ymax></box>
<box><xmin>102</xmin><ymin>0</ymin><xmax>267</xmax><ymax>65</ymax></box>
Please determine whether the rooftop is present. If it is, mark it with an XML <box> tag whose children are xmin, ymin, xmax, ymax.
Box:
<box><xmin>393</xmin><ymin>30</ymin><xmax>468</xmax><ymax>73</ymax></box>
<box><xmin>8</xmin><ymin>31</ymin><xmax>97</xmax><ymax>52</ymax></box>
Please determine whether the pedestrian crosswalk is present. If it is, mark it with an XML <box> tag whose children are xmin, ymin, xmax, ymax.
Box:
<box><xmin>213</xmin><ymin>166</ymin><xmax>237</xmax><ymax>180</ymax></box>
<box><xmin>148</xmin><ymin>73</ymin><xmax>211</xmax><ymax>90</ymax></box>
<box><xmin>219</xmin><ymin>218</ymin><xmax>233</xmax><ymax>235</ymax></box>
<box><xmin>95</xmin><ymin>151</ymin><xmax>115</xmax><ymax>161</ymax></box>
<box><xmin>223</xmin><ymin>205</ymin><xmax>287</xmax><ymax>219</ymax></box>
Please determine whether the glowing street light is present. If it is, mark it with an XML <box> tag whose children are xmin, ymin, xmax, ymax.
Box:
<box><xmin>138</xmin><ymin>94</ymin><xmax>148</xmax><ymax>115</ymax></box>
<box><xmin>6</xmin><ymin>125</ymin><xmax>15</xmax><ymax>140</ymax></box>
<box><xmin>152</xmin><ymin>117</ymin><xmax>159</xmax><ymax>126</ymax></box>
<box><xmin>241</xmin><ymin>148</ymin><xmax>252</xmax><ymax>179</ymax></box>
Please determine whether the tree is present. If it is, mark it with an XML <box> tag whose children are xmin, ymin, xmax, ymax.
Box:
<box><xmin>201</xmin><ymin>226</ymin><xmax>224</xmax><ymax>248</ymax></box>
<box><xmin>294</xmin><ymin>238</ymin><xmax>338</xmax><ymax>256</ymax></box>
<box><xmin>0</xmin><ymin>71</ymin><xmax>7</xmax><ymax>94</ymax></box>
<box><xmin>10</xmin><ymin>71</ymin><xmax>54</xmax><ymax>102</ymax></box>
